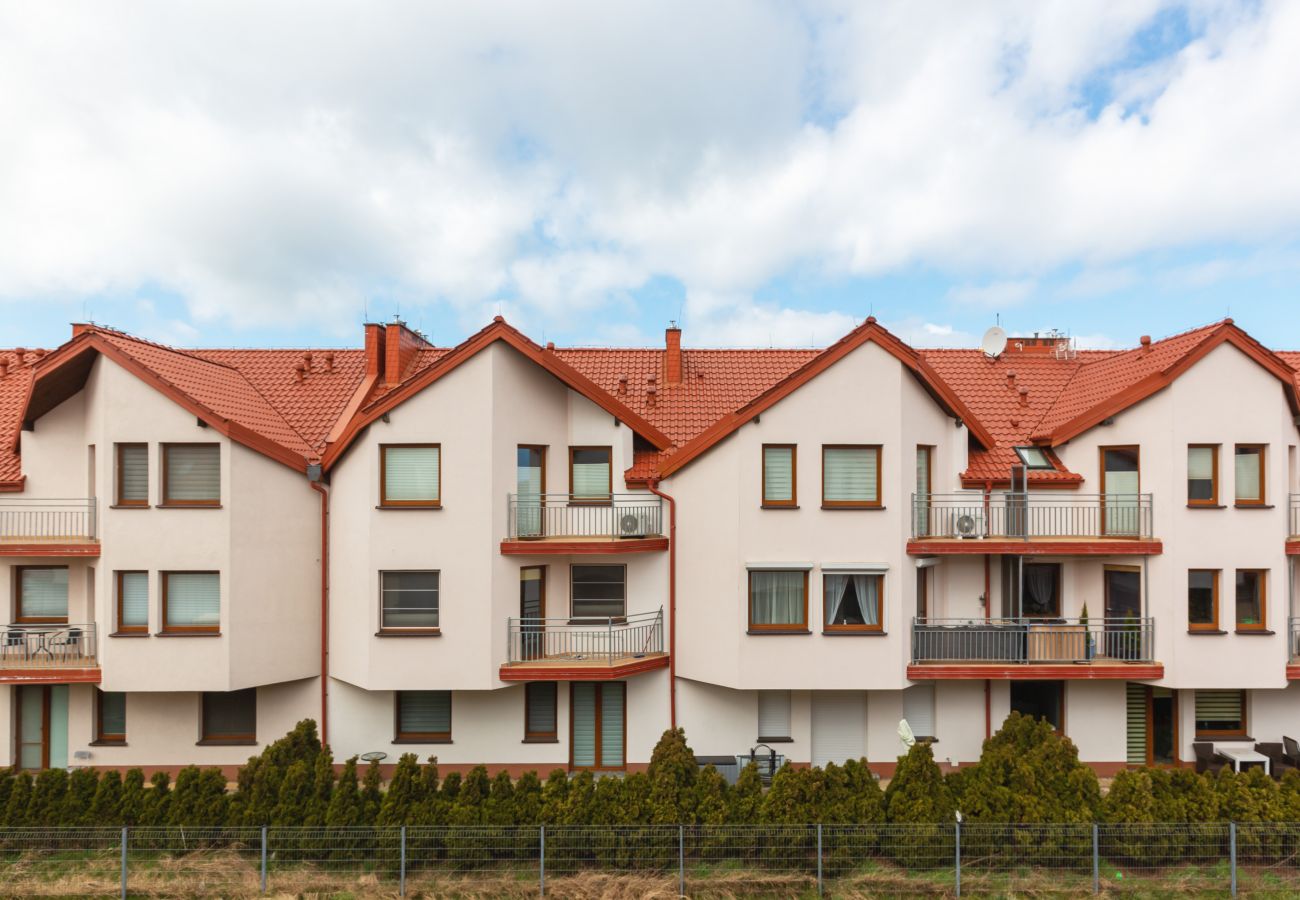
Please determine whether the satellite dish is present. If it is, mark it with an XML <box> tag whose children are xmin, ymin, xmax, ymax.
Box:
<box><xmin>981</xmin><ymin>326</ymin><xmax>1008</xmax><ymax>358</ymax></box>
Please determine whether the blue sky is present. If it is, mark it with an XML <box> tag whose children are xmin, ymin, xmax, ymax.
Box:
<box><xmin>2</xmin><ymin>1</ymin><xmax>1298</xmax><ymax>353</ymax></box>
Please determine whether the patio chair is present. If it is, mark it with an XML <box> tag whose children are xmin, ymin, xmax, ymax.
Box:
<box><xmin>1284</xmin><ymin>736</ymin><xmax>1300</xmax><ymax>770</ymax></box>
<box><xmin>45</xmin><ymin>627</ymin><xmax>82</xmax><ymax>661</ymax></box>
<box><xmin>1193</xmin><ymin>742</ymin><xmax>1227</xmax><ymax>775</ymax></box>
<box><xmin>1254</xmin><ymin>742</ymin><xmax>1295</xmax><ymax>777</ymax></box>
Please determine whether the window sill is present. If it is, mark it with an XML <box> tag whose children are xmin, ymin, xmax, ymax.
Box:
<box><xmin>89</xmin><ymin>740</ymin><xmax>127</xmax><ymax>747</ymax></box>
<box><xmin>109</xmin><ymin>504</ymin><xmax>151</xmax><ymax>510</ymax></box>
<box><xmin>522</xmin><ymin>737</ymin><xmax>560</xmax><ymax>744</ymax></box>
<box><xmin>756</xmin><ymin>736</ymin><xmax>794</xmax><ymax>744</ymax></box>
<box><xmin>376</xmin><ymin>629</ymin><xmax>441</xmax><ymax>637</ymax></box>
<box><xmin>1198</xmin><ymin>735</ymin><xmax>1252</xmax><ymax>742</ymax></box>
<box><xmin>1235</xmin><ymin>628</ymin><xmax>1275</xmax><ymax>635</ymax></box>
<box><xmin>760</xmin><ymin>504</ymin><xmax>800</xmax><ymax>510</ymax></box>
<box><xmin>375</xmin><ymin>505</ymin><xmax>442</xmax><ymax>510</ymax></box>
<box><xmin>156</xmin><ymin>503</ymin><xmax>222</xmax><ymax>510</ymax></box>
<box><xmin>822</xmin><ymin>630</ymin><xmax>888</xmax><ymax>636</ymax></box>
<box><xmin>820</xmin><ymin>505</ymin><xmax>886</xmax><ymax>511</ymax></box>
<box><xmin>1187</xmin><ymin>629</ymin><xmax>1228</xmax><ymax>635</ymax></box>
<box><xmin>196</xmin><ymin>739</ymin><xmax>257</xmax><ymax>747</ymax></box>
<box><xmin>1233</xmin><ymin>503</ymin><xmax>1274</xmax><ymax>509</ymax></box>
<box><xmin>747</xmin><ymin>628</ymin><xmax>811</xmax><ymax>635</ymax></box>
<box><xmin>1186</xmin><ymin>504</ymin><xmax>1226</xmax><ymax>509</ymax></box>
<box><xmin>392</xmin><ymin>738</ymin><xmax>453</xmax><ymax>745</ymax></box>
<box><xmin>108</xmin><ymin>632</ymin><xmax>150</xmax><ymax>638</ymax></box>
<box><xmin>156</xmin><ymin>631</ymin><xmax>222</xmax><ymax>638</ymax></box>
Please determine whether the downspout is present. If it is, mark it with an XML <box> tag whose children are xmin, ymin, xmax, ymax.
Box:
<box><xmin>984</xmin><ymin>553</ymin><xmax>992</xmax><ymax>739</ymax></box>
<box><xmin>646</xmin><ymin>478</ymin><xmax>677</xmax><ymax>730</ymax></box>
<box><xmin>309</xmin><ymin>477</ymin><xmax>330</xmax><ymax>746</ymax></box>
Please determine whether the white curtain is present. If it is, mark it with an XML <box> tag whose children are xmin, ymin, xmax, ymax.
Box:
<box><xmin>856</xmin><ymin>575</ymin><xmax>879</xmax><ymax>626</ymax></box>
<box><xmin>824</xmin><ymin>574</ymin><xmax>879</xmax><ymax>626</ymax></box>
<box><xmin>752</xmin><ymin>571</ymin><xmax>804</xmax><ymax>625</ymax></box>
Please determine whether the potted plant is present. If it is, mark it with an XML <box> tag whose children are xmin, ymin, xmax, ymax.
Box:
<box><xmin>1079</xmin><ymin>602</ymin><xmax>1094</xmax><ymax>661</ymax></box>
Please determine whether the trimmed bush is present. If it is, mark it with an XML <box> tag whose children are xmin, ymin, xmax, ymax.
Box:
<box><xmin>884</xmin><ymin>743</ymin><xmax>955</xmax><ymax>869</ymax></box>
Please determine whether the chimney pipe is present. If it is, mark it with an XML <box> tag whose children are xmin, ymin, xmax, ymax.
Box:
<box><xmin>1140</xmin><ymin>335</ymin><xmax>1151</xmax><ymax>353</ymax></box>
<box><xmin>1018</xmin><ymin>387</ymin><xmax>1029</xmax><ymax>407</ymax></box>
<box><xmin>0</xmin><ymin>359</ymin><xmax>8</xmax><ymax>377</ymax></box>
<box><xmin>323</xmin><ymin>352</ymin><xmax>335</xmax><ymax>373</ymax></box>
<box><xmin>617</xmin><ymin>376</ymin><xmax>628</xmax><ymax>395</ymax></box>
<box><xmin>1006</xmin><ymin>371</ymin><xmax>1017</xmax><ymax>389</ymax></box>
<box><xmin>664</xmin><ymin>325</ymin><xmax>682</xmax><ymax>385</ymax></box>
<box><xmin>294</xmin><ymin>362</ymin><xmax>307</xmax><ymax>383</ymax></box>
<box><xmin>364</xmin><ymin>325</ymin><xmax>386</xmax><ymax>379</ymax></box>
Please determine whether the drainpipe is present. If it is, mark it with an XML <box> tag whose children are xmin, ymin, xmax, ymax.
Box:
<box><xmin>646</xmin><ymin>478</ymin><xmax>677</xmax><ymax>730</ymax></box>
<box><xmin>984</xmin><ymin>554</ymin><xmax>992</xmax><ymax>739</ymax></box>
<box><xmin>309</xmin><ymin>477</ymin><xmax>330</xmax><ymax>746</ymax></box>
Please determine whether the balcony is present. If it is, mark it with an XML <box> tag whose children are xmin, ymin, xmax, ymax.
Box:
<box><xmin>907</xmin><ymin>616</ymin><xmax>1161</xmax><ymax>680</ymax></box>
<box><xmin>0</xmin><ymin>623</ymin><xmax>101</xmax><ymax>683</ymax></box>
<box><xmin>501</xmin><ymin>493</ymin><xmax>667</xmax><ymax>555</ymax></box>
<box><xmin>1288</xmin><ymin>618</ymin><xmax>1300</xmax><ymax>681</ymax></box>
<box><xmin>0</xmin><ymin>499</ymin><xmax>100</xmax><ymax>557</ymax></box>
<box><xmin>907</xmin><ymin>493</ymin><xmax>1161</xmax><ymax>556</ymax></box>
<box><xmin>499</xmin><ymin>608</ymin><xmax>668</xmax><ymax>680</ymax></box>
<box><xmin>1288</xmin><ymin>496</ymin><xmax>1300</xmax><ymax>555</ymax></box>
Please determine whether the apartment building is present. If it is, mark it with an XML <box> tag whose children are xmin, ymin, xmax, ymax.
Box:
<box><xmin>1</xmin><ymin>316</ymin><xmax>1298</xmax><ymax>776</ymax></box>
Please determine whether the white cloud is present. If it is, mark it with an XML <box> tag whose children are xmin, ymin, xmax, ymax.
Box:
<box><xmin>1</xmin><ymin>0</ymin><xmax>1298</xmax><ymax>341</ymax></box>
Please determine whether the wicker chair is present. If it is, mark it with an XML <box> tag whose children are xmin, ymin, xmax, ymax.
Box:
<box><xmin>1254</xmin><ymin>742</ymin><xmax>1295</xmax><ymax>778</ymax></box>
<box><xmin>1193</xmin><ymin>742</ymin><xmax>1227</xmax><ymax>775</ymax></box>
<box><xmin>1284</xmin><ymin>736</ymin><xmax>1300</xmax><ymax>770</ymax></box>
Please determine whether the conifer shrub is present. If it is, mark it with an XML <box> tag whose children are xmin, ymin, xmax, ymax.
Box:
<box><xmin>646</xmin><ymin>728</ymin><xmax>698</xmax><ymax>824</ymax></box>
<box><xmin>512</xmin><ymin>771</ymin><xmax>543</xmax><ymax>825</ymax></box>
<box><xmin>1101</xmin><ymin>769</ymin><xmax>1160</xmax><ymax>865</ymax></box>
<box><xmin>62</xmin><ymin>767</ymin><xmax>99</xmax><ymax>826</ymax></box>
<box><xmin>1216</xmin><ymin>768</ymin><xmax>1284</xmax><ymax>862</ymax></box>
<box><xmin>140</xmin><ymin>772</ymin><xmax>171</xmax><ymax>827</ymax></box>
<box><xmin>166</xmin><ymin>766</ymin><xmax>229</xmax><ymax>830</ymax></box>
<box><xmin>3</xmin><ymin>772</ymin><xmax>33</xmax><ymax>827</ymax></box>
<box><xmin>324</xmin><ymin>758</ymin><xmax>363</xmax><ymax>827</ymax></box>
<box><xmin>884</xmin><ymin>742</ymin><xmax>955</xmax><ymax>869</ymax></box>
<box><xmin>89</xmin><ymin>770</ymin><xmax>124</xmax><ymax>826</ymax></box>
<box><xmin>29</xmin><ymin>768</ymin><xmax>69</xmax><ymax>827</ymax></box>
<box><xmin>118</xmin><ymin>769</ymin><xmax>147</xmax><ymax>827</ymax></box>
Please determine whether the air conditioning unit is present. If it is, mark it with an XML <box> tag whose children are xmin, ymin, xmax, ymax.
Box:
<box><xmin>955</xmin><ymin>511</ymin><xmax>983</xmax><ymax>538</ymax></box>
<box><xmin>618</xmin><ymin>512</ymin><xmax>648</xmax><ymax>538</ymax></box>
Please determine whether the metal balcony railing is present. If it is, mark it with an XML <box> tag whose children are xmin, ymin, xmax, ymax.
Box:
<box><xmin>911</xmin><ymin>493</ymin><xmax>1153</xmax><ymax>541</ymax></box>
<box><xmin>507</xmin><ymin>493</ymin><xmax>663</xmax><ymax>541</ymax></box>
<box><xmin>0</xmin><ymin>498</ymin><xmax>98</xmax><ymax>543</ymax></box>
<box><xmin>505</xmin><ymin>608</ymin><xmax>664</xmax><ymax>666</ymax></box>
<box><xmin>0</xmin><ymin>623</ymin><xmax>98</xmax><ymax>668</ymax></box>
<box><xmin>1289</xmin><ymin>495</ymin><xmax>1299</xmax><ymax>539</ymax></box>
<box><xmin>911</xmin><ymin>616</ymin><xmax>1155</xmax><ymax>665</ymax></box>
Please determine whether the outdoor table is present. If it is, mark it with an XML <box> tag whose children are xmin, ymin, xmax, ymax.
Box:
<box><xmin>1216</xmin><ymin>745</ymin><xmax>1270</xmax><ymax>774</ymax></box>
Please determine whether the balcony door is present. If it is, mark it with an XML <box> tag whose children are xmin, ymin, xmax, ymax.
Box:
<box><xmin>1103</xmin><ymin>566</ymin><xmax>1143</xmax><ymax>660</ymax></box>
<box><xmin>15</xmin><ymin>685</ymin><xmax>68</xmax><ymax>770</ymax></box>
<box><xmin>1100</xmin><ymin>447</ymin><xmax>1140</xmax><ymax>536</ymax></box>
<box><xmin>519</xmin><ymin>567</ymin><xmax>546</xmax><ymax>661</ymax></box>
<box><xmin>516</xmin><ymin>446</ymin><xmax>546</xmax><ymax>538</ymax></box>
<box><xmin>570</xmin><ymin>682</ymin><xmax>625</xmax><ymax>771</ymax></box>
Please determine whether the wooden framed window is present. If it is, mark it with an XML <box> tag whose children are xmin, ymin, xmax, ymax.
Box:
<box><xmin>821</xmin><ymin>445</ymin><xmax>881</xmax><ymax>508</ymax></box>
<box><xmin>1187</xmin><ymin>569</ymin><xmax>1220</xmax><ymax>632</ymax></box>
<box><xmin>95</xmin><ymin>690</ymin><xmax>126</xmax><ymax>744</ymax></box>
<box><xmin>380</xmin><ymin>571</ymin><xmax>440</xmax><ymax>632</ymax></box>
<box><xmin>570</xmin><ymin>682</ymin><xmax>625</xmax><ymax>771</ymax></box>
<box><xmin>823</xmin><ymin>573</ymin><xmax>884</xmax><ymax>633</ymax></box>
<box><xmin>568</xmin><ymin>447</ymin><xmax>612</xmax><ymax>503</ymax></box>
<box><xmin>1195</xmin><ymin>689</ymin><xmax>1246</xmax><ymax>738</ymax></box>
<box><xmin>15</xmin><ymin>566</ymin><xmax>69</xmax><ymax>624</ymax></box>
<box><xmin>915</xmin><ymin>446</ymin><xmax>933</xmax><ymax>536</ymax></box>
<box><xmin>1011</xmin><ymin>680</ymin><xmax>1065</xmax><ymax>734</ymax></box>
<box><xmin>1234</xmin><ymin>445</ymin><xmax>1266</xmax><ymax>505</ymax></box>
<box><xmin>380</xmin><ymin>444</ymin><xmax>441</xmax><ymax>507</ymax></box>
<box><xmin>115</xmin><ymin>571</ymin><xmax>148</xmax><ymax>634</ymax></box>
<box><xmin>570</xmin><ymin>564</ymin><xmax>625</xmax><ymax>619</ymax></box>
<box><xmin>1234</xmin><ymin>569</ymin><xmax>1266</xmax><ymax>631</ymax></box>
<box><xmin>115</xmin><ymin>443</ymin><xmax>149</xmax><ymax>506</ymax></box>
<box><xmin>161</xmin><ymin>443</ymin><xmax>220</xmax><ymax>506</ymax></box>
<box><xmin>748</xmin><ymin>570</ymin><xmax>809</xmax><ymax>632</ymax></box>
<box><xmin>916</xmin><ymin>565</ymin><xmax>930</xmax><ymax>619</ymax></box>
<box><xmin>1187</xmin><ymin>445</ymin><xmax>1218</xmax><ymax>506</ymax></box>
<box><xmin>200</xmin><ymin>689</ymin><xmax>256</xmax><ymax>744</ymax></box>
<box><xmin>395</xmin><ymin>690</ymin><xmax>451</xmax><ymax>742</ymax></box>
<box><xmin>161</xmin><ymin>571</ymin><xmax>220</xmax><ymax>634</ymax></box>
<box><xmin>1021</xmin><ymin>562</ymin><xmax>1061</xmax><ymax>618</ymax></box>
<box><xmin>524</xmin><ymin>682</ymin><xmax>558</xmax><ymax>742</ymax></box>
<box><xmin>761</xmin><ymin>445</ymin><xmax>796</xmax><ymax>507</ymax></box>
<box><xmin>757</xmin><ymin>690</ymin><xmax>792</xmax><ymax>742</ymax></box>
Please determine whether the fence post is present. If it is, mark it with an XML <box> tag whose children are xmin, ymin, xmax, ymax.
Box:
<box><xmin>400</xmin><ymin>825</ymin><xmax>407</xmax><ymax>897</ymax></box>
<box><xmin>679</xmin><ymin>825</ymin><xmax>685</xmax><ymax>898</ymax></box>
<box><xmin>1092</xmin><ymin>823</ymin><xmax>1099</xmax><ymax>894</ymax></box>
<box><xmin>1230</xmin><ymin>822</ymin><xmax>1237</xmax><ymax>897</ymax></box>
<box><xmin>260</xmin><ymin>825</ymin><xmax>268</xmax><ymax>894</ymax></box>
<box><xmin>954</xmin><ymin>821</ymin><xmax>961</xmax><ymax>898</ymax></box>
<box><xmin>120</xmin><ymin>826</ymin><xmax>128</xmax><ymax>900</ymax></box>
<box><xmin>539</xmin><ymin>824</ymin><xmax>546</xmax><ymax>897</ymax></box>
<box><xmin>816</xmin><ymin>823</ymin><xmax>823</xmax><ymax>896</ymax></box>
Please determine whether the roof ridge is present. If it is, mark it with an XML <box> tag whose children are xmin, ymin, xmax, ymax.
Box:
<box><xmin>91</xmin><ymin>327</ymin><xmax>244</xmax><ymax>373</ymax></box>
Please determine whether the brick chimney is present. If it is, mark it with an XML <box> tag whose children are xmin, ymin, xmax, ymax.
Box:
<box><xmin>384</xmin><ymin>320</ymin><xmax>431</xmax><ymax>387</ymax></box>
<box><xmin>664</xmin><ymin>324</ymin><xmax>682</xmax><ymax>385</ymax></box>
<box><xmin>364</xmin><ymin>324</ymin><xmax>386</xmax><ymax>380</ymax></box>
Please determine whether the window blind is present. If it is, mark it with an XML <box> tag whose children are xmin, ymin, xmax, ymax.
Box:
<box><xmin>165</xmin><ymin>444</ymin><xmax>219</xmax><ymax>502</ymax></box>
<box><xmin>600</xmin><ymin>683</ymin><xmax>625</xmax><ymax>768</ymax></box>
<box><xmin>823</xmin><ymin>447</ymin><xmax>878</xmax><ymax>503</ymax></box>
<box><xmin>381</xmin><ymin>571</ymin><xmax>439</xmax><ymax>628</ymax></box>
<box><xmin>99</xmin><ymin>691</ymin><xmax>126</xmax><ymax>737</ymax></box>
<box><xmin>903</xmin><ymin>685</ymin><xmax>935</xmax><ymax>740</ymax></box>
<box><xmin>526</xmin><ymin>683</ymin><xmax>557</xmax><ymax>736</ymax></box>
<box><xmin>165</xmin><ymin>573</ymin><xmax>219</xmax><ymax>627</ymax></box>
<box><xmin>384</xmin><ymin>446</ymin><xmax>440</xmax><ymax>502</ymax></box>
<box><xmin>572</xmin><ymin>683</ymin><xmax>597</xmax><ymax>767</ymax></box>
<box><xmin>119</xmin><ymin>572</ymin><xmax>148</xmax><ymax>628</ymax></box>
<box><xmin>1195</xmin><ymin>690</ymin><xmax>1243</xmax><ymax>729</ymax></box>
<box><xmin>571</xmin><ymin>565</ymin><xmax>625</xmax><ymax>618</ymax></box>
<box><xmin>763</xmin><ymin>447</ymin><xmax>794</xmax><ymax>503</ymax></box>
<box><xmin>203</xmin><ymin>689</ymin><xmax>256</xmax><ymax>738</ymax></box>
<box><xmin>915</xmin><ymin>447</ymin><xmax>931</xmax><ymax>535</ymax></box>
<box><xmin>118</xmin><ymin>445</ymin><xmax>148</xmax><ymax>503</ymax></box>
<box><xmin>1187</xmin><ymin>447</ymin><xmax>1214</xmax><ymax>480</ymax></box>
<box><xmin>758</xmin><ymin>690</ymin><xmax>791</xmax><ymax>740</ymax></box>
<box><xmin>1126</xmin><ymin>684</ymin><xmax>1147</xmax><ymax>766</ymax></box>
<box><xmin>751</xmin><ymin>570</ymin><xmax>804</xmax><ymax>626</ymax></box>
<box><xmin>571</xmin><ymin>449</ymin><xmax>610</xmax><ymax>499</ymax></box>
<box><xmin>398</xmin><ymin>691</ymin><xmax>451</xmax><ymax>736</ymax></box>
<box><xmin>1235</xmin><ymin>447</ymin><xmax>1262</xmax><ymax>501</ymax></box>
<box><xmin>20</xmin><ymin>568</ymin><xmax>68</xmax><ymax>618</ymax></box>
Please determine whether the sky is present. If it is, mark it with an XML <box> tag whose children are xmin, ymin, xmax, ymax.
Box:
<box><xmin>1</xmin><ymin>0</ymin><xmax>1299</xmax><ymax>353</ymax></box>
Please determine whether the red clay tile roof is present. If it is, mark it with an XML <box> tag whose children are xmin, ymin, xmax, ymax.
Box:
<box><xmin>0</xmin><ymin>349</ymin><xmax>38</xmax><ymax>489</ymax></box>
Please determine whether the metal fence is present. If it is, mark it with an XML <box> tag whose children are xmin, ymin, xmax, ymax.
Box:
<box><xmin>0</xmin><ymin>623</ymin><xmax>98</xmax><ymax>669</ymax></box>
<box><xmin>912</xmin><ymin>492</ymin><xmax>1154</xmax><ymax>541</ymax></box>
<box><xmin>0</xmin><ymin>497</ymin><xmax>97</xmax><ymax>543</ymax></box>
<box><xmin>3</xmin><ymin>823</ymin><xmax>1300</xmax><ymax>896</ymax></box>
<box><xmin>912</xmin><ymin>616</ymin><xmax>1155</xmax><ymax>665</ymax></box>
<box><xmin>507</xmin><ymin>493</ymin><xmax>663</xmax><ymax>540</ymax></box>
<box><xmin>505</xmin><ymin>608</ymin><xmax>664</xmax><ymax>666</ymax></box>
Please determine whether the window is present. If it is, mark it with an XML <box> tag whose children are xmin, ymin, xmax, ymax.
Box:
<box><xmin>1187</xmin><ymin>445</ymin><xmax>1218</xmax><ymax>506</ymax></box>
<box><xmin>757</xmin><ymin>690</ymin><xmax>792</xmax><ymax>742</ymax></box>
<box><xmin>1021</xmin><ymin>563</ymin><xmax>1061</xmax><ymax>618</ymax></box>
<box><xmin>1234</xmin><ymin>445</ymin><xmax>1266</xmax><ymax>505</ymax></box>
<box><xmin>762</xmin><ymin>445</ymin><xmax>796</xmax><ymax>507</ymax></box>
<box><xmin>1188</xmin><ymin>570</ymin><xmax>1220</xmax><ymax>632</ymax></box>
<box><xmin>380</xmin><ymin>571</ymin><xmax>439</xmax><ymax>632</ymax></box>
<box><xmin>822</xmin><ymin>446</ymin><xmax>881</xmax><ymax>507</ymax></box>
<box><xmin>516</xmin><ymin>446</ymin><xmax>546</xmax><ymax>537</ymax></box>
<box><xmin>571</xmin><ymin>682</ymin><xmax>624</xmax><ymax>770</ymax></box>
<box><xmin>396</xmin><ymin>690</ymin><xmax>451</xmax><ymax>741</ymax></box>
<box><xmin>570</xmin><ymin>565</ymin><xmax>626</xmax><ymax>619</ymax></box>
<box><xmin>903</xmin><ymin>685</ymin><xmax>936</xmax><ymax>741</ymax></box>
<box><xmin>201</xmin><ymin>689</ymin><xmax>256</xmax><ymax>744</ymax></box>
<box><xmin>162</xmin><ymin>572</ymin><xmax>220</xmax><ymax>634</ymax></box>
<box><xmin>748</xmin><ymin>570</ymin><xmax>808</xmax><ymax>631</ymax></box>
<box><xmin>380</xmin><ymin>444</ymin><xmax>440</xmax><ymax>507</ymax></box>
<box><xmin>1195</xmin><ymin>689</ymin><xmax>1245</xmax><ymax>737</ymax></box>
<box><xmin>115</xmin><ymin>571</ymin><xmax>148</xmax><ymax>634</ymax></box>
<box><xmin>525</xmin><ymin>683</ymin><xmax>557</xmax><ymax>742</ymax></box>
<box><xmin>823</xmin><ymin>573</ymin><xmax>883</xmax><ymax>633</ymax></box>
<box><xmin>162</xmin><ymin>443</ymin><xmax>220</xmax><ymax>506</ymax></box>
<box><xmin>569</xmin><ymin>447</ymin><xmax>612</xmax><ymax>502</ymax></box>
<box><xmin>15</xmin><ymin>567</ymin><xmax>68</xmax><ymax>623</ymax></box>
<box><xmin>1011</xmin><ymin>681</ymin><xmax>1064</xmax><ymax>733</ymax></box>
<box><xmin>916</xmin><ymin>566</ymin><xmax>930</xmax><ymax>619</ymax></box>
<box><xmin>95</xmin><ymin>690</ymin><xmax>126</xmax><ymax>744</ymax></box>
<box><xmin>115</xmin><ymin>443</ymin><xmax>148</xmax><ymax>506</ymax></box>
<box><xmin>915</xmin><ymin>446</ymin><xmax>933</xmax><ymax>535</ymax></box>
<box><xmin>1014</xmin><ymin>446</ymin><xmax>1054</xmax><ymax>470</ymax></box>
<box><xmin>1235</xmin><ymin>569</ymin><xmax>1266</xmax><ymax>631</ymax></box>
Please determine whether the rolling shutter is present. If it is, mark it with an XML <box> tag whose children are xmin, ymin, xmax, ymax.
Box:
<box><xmin>118</xmin><ymin>445</ymin><xmax>148</xmax><ymax>503</ymax></box>
<box><xmin>525</xmin><ymin>683</ymin><xmax>557</xmax><ymax>737</ymax></box>
<box><xmin>824</xmin><ymin>448</ymin><xmax>878</xmax><ymax>503</ymax></box>
<box><xmin>398</xmin><ymin>691</ymin><xmax>451</xmax><ymax>736</ymax></box>
<box><xmin>1126</xmin><ymin>683</ymin><xmax>1147</xmax><ymax>766</ymax></box>
<box><xmin>165</xmin><ymin>444</ymin><xmax>220</xmax><ymax>502</ymax></box>
<box><xmin>903</xmin><ymin>685</ymin><xmax>936</xmax><ymax>740</ymax></box>
<box><xmin>20</xmin><ymin>568</ymin><xmax>69</xmax><ymax>619</ymax></box>
<box><xmin>812</xmin><ymin>691</ymin><xmax>866</xmax><ymax>768</ymax></box>
<box><xmin>384</xmin><ymin>446</ymin><xmax>440</xmax><ymax>502</ymax></box>
<box><xmin>758</xmin><ymin>690</ymin><xmax>791</xmax><ymax>740</ymax></box>
<box><xmin>119</xmin><ymin>572</ymin><xmax>148</xmax><ymax>628</ymax></box>
<box><xmin>571</xmin><ymin>449</ymin><xmax>611</xmax><ymax>499</ymax></box>
<box><xmin>164</xmin><ymin>573</ymin><xmax>219</xmax><ymax>627</ymax></box>
<box><xmin>763</xmin><ymin>447</ymin><xmax>794</xmax><ymax>503</ymax></box>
